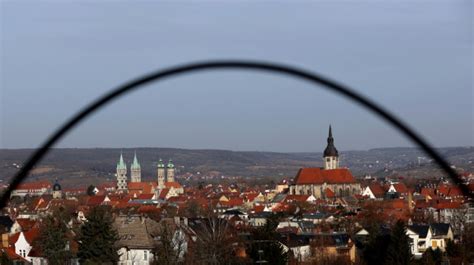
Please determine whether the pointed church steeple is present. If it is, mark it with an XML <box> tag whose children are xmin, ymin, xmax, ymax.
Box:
<box><xmin>117</xmin><ymin>152</ymin><xmax>127</xmax><ymax>170</ymax></box>
<box><xmin>131</xmin><ymin>151</ymin><xmax>141</xmax><ymax>183</ymax></box>
<box><xmin>323</xmin><ymin>125</ymin><xmax>339</xmax><ymax>170</ymax></box>
<box><xmin>324</xmin><ymin>125</ymin><xmax>338</xmax><ymax>157</ymax></box>
<box><xmin>131</xmin><ymin>151</ymin><xmax>140</xmax><ymax>170</ymax></box>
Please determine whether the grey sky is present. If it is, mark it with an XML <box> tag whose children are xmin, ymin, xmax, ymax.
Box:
<box><xmin>1</xmin><ymin>1</ymin><xmax>472</xmax><ymax>152</ymax></box>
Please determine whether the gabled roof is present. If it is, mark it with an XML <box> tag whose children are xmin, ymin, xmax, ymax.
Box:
<box><xmin>435</xmin><ymin>200</ymin><xmax>462</xmax><ymax>209</ymax></box>
<box><xmin>219</xmin><ymin>197</ymin><xmax>244</xmax><ymax>207</ymax></box>
<box><xmin>128</xmin><ymin>182</ymin><xmax>157</xmax><ymax>194</ymax></box>
<box><xmin>15</xmin><ymin>218</ymin><xmax>37</xmax><ymax>231</ymax></box>
<box><xmin>165</xmin><ymin>182</ymin><xmax>182</xmax><ymax>189</ymax></box>
<box><xmin>15</xmin><ymin>181</ymin><xmax>51</xmax><ymax>190</ymax></box>
<box><xmin>368</xmin><ymin>183</ymin><xmax>386</xmax><ymax>197</ymax></box>
<box><xmin>325</xmin><ymin>188</ymin><xmax>335</xmax><ymax>198</ymax></box>
<box><xmin>392</xmin><ymin>183</ymin><xmax>408</xmax><ymax>194</ymax></box>
<box><xmin>408</xmin><ymin>224</ymin><xmax>430</xmax><ymax>238</ymax></box>
<box><xmin>420</xmin><ymin>187</ymin><xmax>436</xmax><ymax>198</ymax></box>
<box><xmin>23</xmin><ymin>227</ymin><xmax>40</xmax><ymax>245</ymax></box>
<box><xmin>159</xmin><ymin>189</ymin><xmax>170</xmax><ymax>200</ymax></box>
<box><xmin>86</xmin><ymin>195</ymin><xmax>107</xmax><ymax>206</ymax></box>
<box><xmin>294</xmin><ymin>168</ymin><xmax>356</xmax><ymax>185</ymax></box>
<box><xmin>0</xmin><ymin>247</ymin><xmax>28</xmax><ymax>262</ymax></box>
<box><xmin>136</xmin><ymin>193</ymin><xmax>155</xmax><ymax>200</ymax></box>
<box><xmin>284</xmin><ymin>195</ymin><xmax>310</xmax><ymax>203</ymax></box>
<box><xmin>431</xmin><ymin>223</ymin><xmax>451</xmax><ymax>237</ymax></box>
<box><xmin>114</xmin><ymin>216</ymin><xmax>160</xmax><ymax>249</ymax></box>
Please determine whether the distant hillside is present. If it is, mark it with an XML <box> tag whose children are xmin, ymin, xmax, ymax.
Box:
<box><xmin>0</xmin><ymin>147</ymin><xmax>472</xmax><ymax>187</ymax></box>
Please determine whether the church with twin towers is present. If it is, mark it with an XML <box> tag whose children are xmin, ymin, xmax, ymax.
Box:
<box><xmin>116</xmin><ymin>152</ymin><xmax>177</xmax><ymax>193</ymax></box>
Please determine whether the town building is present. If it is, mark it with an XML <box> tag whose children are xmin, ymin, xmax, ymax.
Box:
<box><xmin>289</xmin><ymin>126</ymin><xmax>361</xmax><ymax>198</ymax></box>
<box><xmin>116</xmin><ymin>153</ymin><xmax>128</xmax><ymax>192</ymax></box>
<box><xmin>131</xmin><ymin>152</ymin><xmax>141</xmax><ymax>183</ymax></box>
<box><xmin>52</xmin><ymin>179</ymin><xmax>62</xmax><ymax>199</ymax></box>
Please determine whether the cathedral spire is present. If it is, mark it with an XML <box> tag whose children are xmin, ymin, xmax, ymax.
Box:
<box><xmin>117</xmin><ymin>152</ymin><xmax>127</xmax><ymax>170</ymax></box>
<box><xmin>131</xmin><ymin>151</ymin><xmax>140</xmax><ymax>169</ymax></box>
<box><xmin>323</xmin><ymin>125</ymin><xmax>339</xmax><ymax>170</ymax></box>
<box><xmin>324</xmin><ymin>125</ymin><xmax>338</xmax><ymax>157</ymax></box>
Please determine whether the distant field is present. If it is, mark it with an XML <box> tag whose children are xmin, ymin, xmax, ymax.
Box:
<box><xmin>0</xmin><ymin>147</ymin><xmax>472</xmax><ymax>187</ymax></box>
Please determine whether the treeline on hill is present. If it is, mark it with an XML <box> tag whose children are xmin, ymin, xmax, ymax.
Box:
<box><xmin>2</xmin><ymin>205</ymin><xmax>473</xmax><ymax>265</ymax></box>
<box><xmin>1</xmin><ymin>147</ymin><xmax>473</xmax><ymax>184</ymax></box>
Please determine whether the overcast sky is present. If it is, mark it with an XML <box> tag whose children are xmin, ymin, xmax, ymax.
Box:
<box><xmin>1</xmin><ymin>1</ymin><xmax>472</xmax><ymax>152</ymax></box>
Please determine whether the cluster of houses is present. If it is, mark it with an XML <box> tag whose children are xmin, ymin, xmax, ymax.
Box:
<box><xmin>0</xmin><ymin>128</ymin><xmax>472</xmax><ymax>264</ymax></box>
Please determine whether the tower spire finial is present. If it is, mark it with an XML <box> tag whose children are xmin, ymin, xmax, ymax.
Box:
<box><xmin>323</xmin><ymin>125</ymin><xmax>338</xmax><ymax>157</ymax></box>
<box><xmin>132</xmin><ymin>150</ymin><xmax>140</xmax><ymax>169</ymax></box>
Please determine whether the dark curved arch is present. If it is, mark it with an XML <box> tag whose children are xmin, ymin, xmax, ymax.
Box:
<box><xmin>0</xmin><ymin>60</ymin><xmax>470</xmax><ymax>208</ymax></box>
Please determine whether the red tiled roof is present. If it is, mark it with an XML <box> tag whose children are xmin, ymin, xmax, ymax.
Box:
<box><xmin>15</xmin><ymin>218</ymin><xmax>37</xmax><ymax>231</ymax></box>
<box><xmin>24</xmin><ymin>228</ymin><xmax>40</xmax><ymax>245</ymax></box>
<box><xmin>435</xmin><ymin>201</ymin><xmax>462</xmax><ymax>209</ymax></box>
<box><xmin>285</xmin><ymin>195</ymin><xmax>310</xmax><ymax>203</ymax></box>
<box><xmin>368</xmin><ymin>184</ymin><xmax>386</xmax><ymax>197</ymax></box>
<box><xmin>325</xmin><ymin>188</ymin><xmax>335</xmax><ymax>198</ymax></box>
<box><xmin>9</xmin><ymin>233</ymin><xmax>20</xmax><ymax>245</ymax></box>
<box><xmin>220</xmin><ymin>197</ymin><xmax>244</xmax><ymax>207</ymax></box>
<box><xmin>15</xmin><ymin>181</ymin><xmax>51</xmax><ymax>190</ymax></box>
<box><xmin>438</xmin><ymin>184</ymin><xmax>464</xmax><ymax>198</ymax></box>
<box><xmin>128</xmin><ymin>182</ymin><xmax>157</xmax><ymax>194</ymax></box>
<box><xmin>159</xmin><ymin>189</ymin><xmax>170</xmax><ymax>200</ymax></box>
<box><xmin>392</xmin><ymin>183</ymin><xmax>408</xmax><ymax>193</ymax></box>
<box><xmin>0</xmin><ymin>247</ymin><xmax>27</xmax><ymax>261</ymax></box>
<box><xmin>165</xmin><ymin>182</ymin><xmax>182</xmax><ymax>189</ymax></box>
<box><xmin>294</xmin><ymin>168</ymin><xmax>356</xmax><ymax>185</ymax></box>
<box><xmin>421</xmin><ymin>188</ymin><xmax>436</xmax><ymax>197</ymax></box>
<box><xmin>137</xmin><ymin>194</ymin><xmax>155</xmax><ymax>200</ymax></box>
<box><xmin>86</xmin><ymin>195</ymin><xmax>107</xmax><ymax>206</ymax></box>
<box><xmin>244</xmin><ymin>193</ymin><xmax>259</xmax><ymax>202</ymax></box>
<box><xmin>252</xmin><ymin>205</ymin><xmax>265</xmax><ymax>213</ymax></box>
<box><xmin>137</xmin><ymin>205</ymin><xmax>160</xmax><ymax>213</ymax></box>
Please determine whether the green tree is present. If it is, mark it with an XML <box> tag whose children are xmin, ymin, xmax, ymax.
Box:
<box><xmin>0</xmin><ymin>251</ymin><xmax>13</xmax><ymax>265</ymax></box>
<box><xmin>418</xmin><ymin>248</ymin><xmax>443</xmax><ymax>265</ymax></box>
<box><xmin>361</xmin><ymin>225</ymin><xmax>391</xmax><ymax>265</ymax></box>
<box><xmin>77</xmin><ymin>206</ymin><xmax>119</xmax><ymax>264</ymax></box>
<box><xmin>461</xmin><ymin>223</ymin><xmax>474</xmax><ymax>264</ymax></box>
<box><xmin>385</xmin><ymin>220</ymin><xmax>412</xmax><ymax>265</ymax></box>
<box><xmin>445</xmin><ymin>239</ymin><xmax>461</xmax><ymax>258</ymax></box>
<box><xmin>34</xmin><ymin>212</ymin><xmax>72</xmax><ymax>265</ymax></box>
<box><xmin>247</xmin><ymin>215</ymin><xmax>288</xmax><ymax>265</ymax></box>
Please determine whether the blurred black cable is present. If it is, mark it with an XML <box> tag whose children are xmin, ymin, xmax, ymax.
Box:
<box><xmin>0</xmin><ymin>60</ymin><xmax>470</xmax><ymax>208</ymax></box>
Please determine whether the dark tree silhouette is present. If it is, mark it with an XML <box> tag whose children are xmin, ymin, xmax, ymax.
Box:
<box><xmin>77</xmin><ymin>206</ymin><xmax>119</xmax><ymax>264</ymax></box>
<box><xmin>385</xmin><ymin>220</ymin><xmax>412</xmax><ymax>265</ymax></box>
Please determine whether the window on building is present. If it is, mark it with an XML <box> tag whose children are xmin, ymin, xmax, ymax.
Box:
<box><xmin>144</xmin><ymin>250</ymin><xmax>148</xmax><ymax>260</ymax></box>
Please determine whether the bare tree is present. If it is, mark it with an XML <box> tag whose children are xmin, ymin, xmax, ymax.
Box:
<box><xmin>153</xmin><ymin>221</ymin><xmax>187</xmax><ymax>265</ymax></box>
<box><xmin>190</xmin><ymin>217</ymin><xmax>236</xmax><ymax>265</ymax></box>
